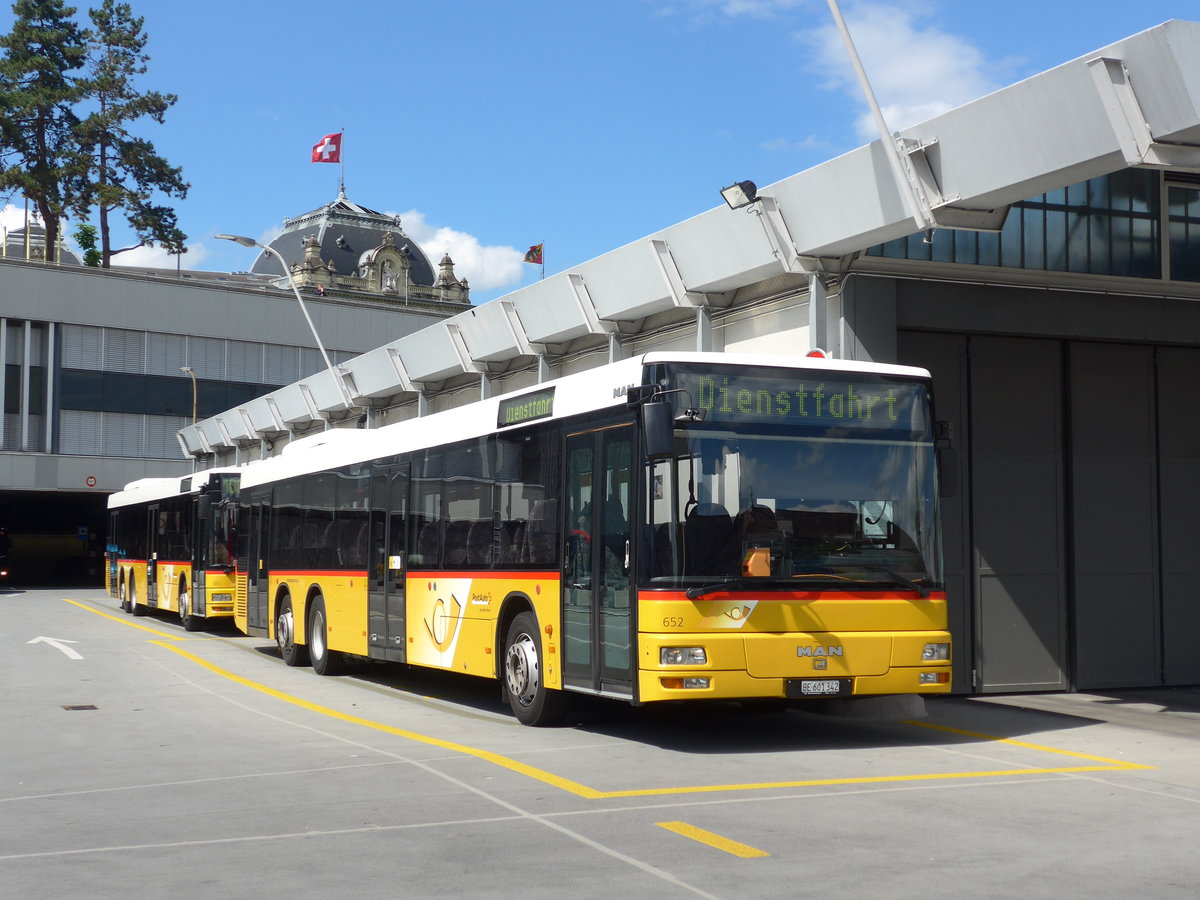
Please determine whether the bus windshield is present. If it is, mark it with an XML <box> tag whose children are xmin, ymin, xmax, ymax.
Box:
<box><xmin>643</xmin><ymin>365</ymin><xmax>942</xmax><ymax>594</ymax></box>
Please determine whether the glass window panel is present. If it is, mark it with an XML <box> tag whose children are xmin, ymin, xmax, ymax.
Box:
<box><xmin>930</xmin><ymin>229</ymin><xmax>956</xmax><ymax>263</ymax></box>
<box><xmin>1000</xmin><ymin>206</ymin><xmax>1023</xmax><ymax>268</ymax></box>
<box><xmin>1131</xmin><ymin>216</ymin><xmax>1159</xmax><ymax>278</ymax></box>
<box><xmin>1111</xmin><ymin>215</ymin><xmax>1133</xmax><ymax>277</ymax></box>
<box><xmin>1022</xmin><ymin>207</ymin><xmax>1045</xmax><ymax>269</ymax></box>
<box><xmin>977</xmin><ymin>230</ymin><xmax>1000</xmax><ymax>267</ymax></box>
<box><xmin>905</xmin><ymin>232</ymin><xmax>932</xmax><ymax>261</ymax></box>
<box><xmin>1088</xmin><ymin>214</ymin><xmax>1111</xmax><ymax>275</ymax></box>
<box><xmin>1128</xmin><ymin>169</ymin><xmax>1156</xmax><ymax>214</ymax></box>
<box><xmin>1067</xmin><ymin>213</ymin><xmax>1090</xmax><ymax>273</ymax></box>
<box><xmin>1044</xmin><ymin>209</ymin><xmax>1067</xmax><ymax>270</ymax></box>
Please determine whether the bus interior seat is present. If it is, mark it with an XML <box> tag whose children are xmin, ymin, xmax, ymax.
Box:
<box><xmin>466</xmin><ymin>520</ymin><xmax>492</xmax><ymax>567</ymax></box>
<box><xmin>525</xmin><ymin>499</ymin><xmax>558</xmax><ymax>565</ymax></box>
<box><xmin>415</xmin><ymin>521</ymin><xmax>440</xmax><ymax>566</ymax></box>
<box><xmin>684</xmin><ymin>503</ymin><xmax>737</xmax><ymax>575</ymax></box>
<box><xmin>443</xmin><ymin>520</ymin><xmax>470</xmax><ymax>566</ymax></box>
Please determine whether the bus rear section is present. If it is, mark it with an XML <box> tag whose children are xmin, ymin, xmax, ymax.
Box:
<box><xmin>106</xmin><ymin>470</ymin><xmax>240</xmax><ymax>630</ymax></box>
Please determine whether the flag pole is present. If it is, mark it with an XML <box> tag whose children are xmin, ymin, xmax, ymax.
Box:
<box><xmin>338</xmin><ymin>128</ymin><xmax>345</xmax><ymax>196</ymax></box>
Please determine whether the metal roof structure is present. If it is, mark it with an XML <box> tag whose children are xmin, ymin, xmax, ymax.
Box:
<box><xmin>179</xmin><ymin>19</ymin><xmax>1200</xmax><ymax>460</ymax></box>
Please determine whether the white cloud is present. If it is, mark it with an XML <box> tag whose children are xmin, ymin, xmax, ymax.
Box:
<box><xmin>0</xmin><ymin>204</ymin><xmax>28</xmax><ymax>231</ymax></box>
<box><xmin>390</xmin><ymin>209</ymin><xmax>525</xmax><ymax>293</ymax></box>
<box><xmin>761</xmin><ymin>134</ymin><xmax>829</xmax><ymax>153</ymax></box>
<box><xmin>804</xmin><ymin>1</ymin><xmax>999</xmax><ymax>141</ymax></box>
<box><xmin>112</xmin><ymin>242</ymin><xmax>209</xmax><ymax>269</ymax></box>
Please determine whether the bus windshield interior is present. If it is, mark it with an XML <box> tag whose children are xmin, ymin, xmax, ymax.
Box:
<box><xmin>642</xmin><ymin>386</ymin><xmax>943</xmax><ymax>596</ymax></box>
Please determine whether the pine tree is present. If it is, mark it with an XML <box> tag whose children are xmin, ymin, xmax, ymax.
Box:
<box><xmin>74</xmin><ymin>0</ymin><xmax>187</xmax><ymax>266</ymax></box>
<box><xmin>0</xmin><ymin>0</ymin><xmax>88</xmax><ymax>261</ymax></box>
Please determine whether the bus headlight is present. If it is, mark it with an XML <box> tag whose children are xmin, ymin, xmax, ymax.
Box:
<box><xmin>661</xmin><ymin>647</ymin><xmax>707</xmax><ymax>665</ymax></box>
<box><xmin>922</xmin><ymin>642</ymin><xmax>950</xmax><ymax>661</ymax></box>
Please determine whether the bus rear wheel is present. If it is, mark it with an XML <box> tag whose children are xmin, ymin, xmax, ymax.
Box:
<box><xmin>276</xmin><ymin>594</ymin><xmax>309</xmax><ymax>667</ymax></box>
<box><xmin>119</xmin><ymin>579</ymin><xmax>130</xmax><ymax>613</ymax></box>
<box><xmin>130</xmin><ymin>582</ymin><xmax>146</xmax><ymax>617</ymax></box>
<box><xmin>503</xmin><ymin>611</ymin><xmax>566</xmax><ymax>726</ymax></box>
<box><xmin>308</xmin><ymin>596</ymin><xmax>344</xmax><ymax>676</ymax></box>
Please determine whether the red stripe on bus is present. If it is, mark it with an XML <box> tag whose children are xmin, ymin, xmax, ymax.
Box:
<box><xmin>646</xmin><ymin>590</ymin><xmax>947</xmax><ymax>602</ymax></box>
<box><xmin>264</xmin><ymin>569</ymin><xmax>560</xmax><ymax>580</ymax></box>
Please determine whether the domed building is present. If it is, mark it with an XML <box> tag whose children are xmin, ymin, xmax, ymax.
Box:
<box><xmin>248</xmin><ymin>191</ymin><xmax>469</xmax><ymax>305</ymax></box>
<box><xmin>2</xmin><ymin>223</ymin><xmax>82</xmax><ymax>265</ymax></box>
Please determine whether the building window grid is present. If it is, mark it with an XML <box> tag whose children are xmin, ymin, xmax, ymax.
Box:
<box><xmin>868</xmin><ymin>169</ymin><xmax>1180</xmax><ymax>281</ymax></box>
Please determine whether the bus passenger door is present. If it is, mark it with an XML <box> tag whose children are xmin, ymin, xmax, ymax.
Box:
<box><xmin>369</xmin><ymin>463</ymin><xmax>409</xmax><ymax>662</ymax></box>
<box><xmin>146</xmin><ymin>503</ymin><xmax>160</xmax><ymax>608</ymax></box>
<box><xmin>245</xmin><ymin>498</ymin><xmax>271</xmax><ymax>636</ymax></box>
<box><xmin>563</xmin><ymin>425</ymin><xmax>635</xmax><ymax>696</ymax></box>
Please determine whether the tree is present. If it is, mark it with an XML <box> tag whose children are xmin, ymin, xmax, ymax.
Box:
<box><xmin>73</xmin><ymin>0</ymin><xmax>187</xmax><ymax>266</ymax></box>
<box><xmin>0</xmin><ymin>0</ymin><xmax>88</xmax><ymax>260</ymax></box>
<box><xmin>72</xmin><ymin>220</ymin><xmax>99</xmax><ymax>265</ymax></box>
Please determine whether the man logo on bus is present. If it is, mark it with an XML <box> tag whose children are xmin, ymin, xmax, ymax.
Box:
<box><xmin>796</xmin><ymin>645</ymin><xmax>844</xmax><ymax>657</ymax></box>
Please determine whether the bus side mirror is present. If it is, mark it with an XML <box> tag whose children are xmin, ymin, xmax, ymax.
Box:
<box><xmin>643</xmin><ymin>401</ymin><xmax>675</xmax><ymax>460</ymax></box>
<box><xmin>197</xmin><ymin>493</ymin><xmax>213</xmax><ymax>521</ymax></box>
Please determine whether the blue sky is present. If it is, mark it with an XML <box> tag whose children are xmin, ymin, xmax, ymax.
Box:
<box><xmin>0</xmin><ymin>0</ymin><xmax>1190</xmax><ymax>303</ymax></box>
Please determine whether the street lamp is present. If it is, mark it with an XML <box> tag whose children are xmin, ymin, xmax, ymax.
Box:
<box><xmin>180</xmin><ymin>366</ymin><xmax>197</xmax><ymax>424</ymax></box>
<box><xmin>215</xmin><ymin>233</ymin><xmax>354</xmax><ymax>409</ymax></box>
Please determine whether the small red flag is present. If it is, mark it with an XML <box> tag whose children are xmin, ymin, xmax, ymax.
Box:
<box><xmin>312</xmin><ymin>133</ymin><xmax>341</xmax><ymax>163</ymax></box>
<box><xmin>523</xmin><ymin>243</ymin><xmax>543</xmax><ymax>265</ymax></box>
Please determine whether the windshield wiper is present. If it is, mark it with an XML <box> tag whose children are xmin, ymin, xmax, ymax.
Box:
<box><xmin>830</xmin><ymin>563</ymin><xmax>930</xmax><ymax>598</ymax></box>
<box><xmin>683</xmin><ymin>571</ymin><xmax>842</xmax><ymax>599</ymax></box>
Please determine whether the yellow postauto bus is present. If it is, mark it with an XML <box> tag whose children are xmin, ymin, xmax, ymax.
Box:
<box><xmin>228</xmin><ymin>351</ymin><xmax>950</xmax><ymax>725</ymax></box>
<box><xmin>107</xmin><ymin>469</ymin><xmax>241</xmax><ymax>630</ymax></box>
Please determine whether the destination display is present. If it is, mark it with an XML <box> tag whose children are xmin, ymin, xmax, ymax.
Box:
<box><xmin>663</xmin><ymin>364</ymin><xmax>930</xmax><ymax>433</ymax></box>
<box><xmin>497</xmin><ymin>387</ymin><xmax>555</xmax><ymax>428</ymax></box>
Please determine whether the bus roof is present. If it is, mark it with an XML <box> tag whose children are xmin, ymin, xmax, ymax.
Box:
<box><xmin>237</xmin><ymin>351</ymin><xmax>931</xmax><ymax>491</ymax></box>
<box><xmin>107</xmin><ymin>467</ymin><xmax>243</xmax><ymax>510</ymax></box>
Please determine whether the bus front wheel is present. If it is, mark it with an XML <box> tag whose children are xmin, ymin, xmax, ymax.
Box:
<box><xmin>276</xmin><ymin>595</ymin><xmax>309</xmax><ymax>667</ymax></box>
<box><xmin>503</xmin><ymin>611</ymin><xmax>566</xmax><ymax>726</ymax></box>
<box><xmin>179</xmin><ymin>587</ymin><xmax>202</xmax><ymax>632</ymax></box>
<box><xmin>309</xmin><ymin>595</ymin><xmax>344</xmax><ymax>676</ymax></box>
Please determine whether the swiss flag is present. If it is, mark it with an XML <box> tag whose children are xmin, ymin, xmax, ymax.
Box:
<box><xmin>312</xmin><ymin>133</ymin><xmax>341</xmax><ymax>163</ymax></box>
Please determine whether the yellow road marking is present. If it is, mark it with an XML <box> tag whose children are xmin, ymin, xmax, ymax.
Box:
<box><xmin>150</xmin><ymin>641</ymin><xmax>607</xmax><ymax>799</ymax></box>
<box><xmin>62</xmin><ymin>598</ymin><xmax>188</xmax><ymax>641</ymax></box>
<box><xmin>905</xmin><ymin>719</ymin><xmax>1154</xmax><ymax>766</ymax></box>
<box><xmin>67</xmin><ymin>598</ymin><xmax>1155</xmax><ymax>800</ymax></box>
<box><xmin>657</xmin><ymin>821</ymin><xmax>769</xmax><ymax>858</ymax></box>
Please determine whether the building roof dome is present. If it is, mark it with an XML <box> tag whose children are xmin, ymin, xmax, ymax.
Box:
<box><xmin>249</xmin><ymin>192</ymin><xmax>435</xmax><ymax>286</ymax></box>
<box><xmin>3</xmin><ymin>224</ymin><xmax>82</xmax><ymax>265</ymax></box>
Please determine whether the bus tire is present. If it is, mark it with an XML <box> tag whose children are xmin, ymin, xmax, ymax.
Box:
<box><xmin>503</xmin><ymin>611</ymin><xmax>566</xmax><ymax>726</ymax></box>
<box><xmin>130</xmin><ymin>582</ymin><xmax>147</xmax><ymax>617</ymax></box>
<box><xmin>308</xmin><ymin>595</ymin><xmax>344</xmax><ymax>676</ymax></box>
<box><xmin>119</xmin><ymin>578</ymin><xmax>130</xmax><ymax>613</ymax></box>
<box><xmin>179</xmin><ymin>587</ymin><xmax>203</xmax><ymax>632</ymax></box>
<box><xmin>276</xmin><ymin>593</ymin><xmax>309</xmax><ymax>667</ymax></box>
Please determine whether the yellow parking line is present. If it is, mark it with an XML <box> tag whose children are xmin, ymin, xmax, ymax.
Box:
<box><xmin>155</xmin><ymin>640</ymin><xmax>1153</xmax><ymax>799</ymax></box>
<box><xmin>906</xmin><ymin>719</ymin><xmax>1155</xmax><ymax>767</ymax></box>
<box><xmin>657</xmin><ymin>821</ymin><xmax>769</xmax><ymax>858</ymax></box>
<box><xmin>62</xmin><ymin>598</ymin><xmax>188</xmax><ymax>641</ymax></box>
<box><xmin>70</xmin><ymin>599</ymin><xmax>1154</xmax><ymax>799</ymax></box>
<box><xmin>150</xmin><ymin>641</ymin><xmax>607</xmax><ymax>799</ymax></box>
